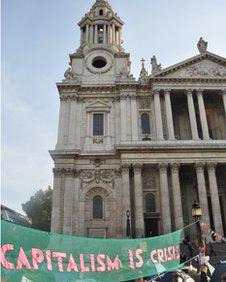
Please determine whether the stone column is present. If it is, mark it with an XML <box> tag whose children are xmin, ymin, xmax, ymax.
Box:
<box><xmin>120</xmin><ymin>94</ymin><xmax>127</xmax><ymax>141</ymax></box>
<box><xmin>195</xmin><ymin>163</ymin><xmax>210</xmax><ymax>224</ymax></box>
<box><xmin>51</xmin><ymin>169</ymin><xmax>62</xmax><ymax>233</ymax></box>
<box><xmin>121</xmin><ymin>164</ymin><xmax>131</xmax><ymax>237</ymax></box>
<box><xmin>119</xmin><ymin>28</ymin><xmax>122</xmax><ymax>46</ymax></box>
<box><xmin>57</xmin><ymin>96</ymin><xmax>67</xmax><ymax>145</ymax></box>
<box><xmin>103</xmin><ymin>25</ymin><xmax>107</xmax><ymax>44</ymax></box>
<box><xmin>80</xmin><ymin>29</ymin><xmax>83</xmax><ymax>45</ymax></box>
<box><xmin>94</xmin><ymin>25</ymin><xmax>98</xmax><ymax>44</ymax></box>
<box><xmin>115</xmin><ymin>169</ymin><xmax>123</xmax><ymax>238</ymax></box>
<box><xmin>106</xmin><ymin>112</ymin><xmax>111</xmax><ymax>146</ymax></box>
<box><xmin>131</xmin><ymin>94</ymin><xmax>139</xmax><ymax>141</ymax></box>
<box><xmin>72</xmin><ymin>175</ymin><xmax>80</xmax><ymax>234</ymax></box>
<box><xmin>78</xmin><ymin>199</ymin><xmax>85</xmax><ymax>236</ymax></box>
<box><xmin>68</xmin><ymin>96</ymin><xmax>77</xmax><ymax>147</ymax></box>
<box><xmin>63</xmin><ymin>169</ymin><xmax>75</xmax><ymax>235</ymax></box>
<box><xmin>164</xmin><ymin>89</ymin><xmax>175</xmax><ymax>140</ymax></box>
<box><xmin>90</xmin><ymin>25</ymin><xmax>94</xmax><ymax>44</ymax></box>
<box><xmin>154</xmin><ymin>89</ymin><xmax>164</xmax><ymax>140</ymax></box>
<box><xmin>222</xmin><ymin>89</ymin><xmax>226</xmax><ymax>116</ymax></box>
<box><xmin>170</xmin><ymin>163</ymin><xmax>183</xmax><ymax>230</ymax></box>
<box><xmin>186</xmin><ymin>89</ymin><xmax>199</xmax><ymax>140</ymax></box>
<box><xmin>159</xmin><ymin>163</ymin><xmax>171</xmax><ymax>233</ymax></box>
<box><xmin>62</xmin><ymin>97</ymin><xmax>70</xmax><ymax>145</ymax></box>
<box><xmin>108</xmin><ymin>24</ymin><xmax>112</xmax><ymax>44</ymax></box>
<box><xmin>133</xmin><ymin>164</ymin><xmax>144</xmax><ymax>237</ymax></box>
<box><xmin>197</xmin><ymin>89</ymin><xmax>210</xmax><ymax>140</ymax></box>
<box><xmin>112</xmin><ymin>24</ymin><xmax>115</xmax><ymax>44</ymax></box>
<box><xmin>75</xmin><ymin>98</ymin><xmax>81</xmax><ymax>147</ymax></box>
<box><xmin>207</xmin><ymin>163</ymin><xmax>223</xmax><ymax>234</ymax></box>
<box><xmin>84</xmin><ymin>112</ymin><xmax>91</xmax><ymax>147</ymax></box>
<box><xmin>85</xmin><ymin>24</ymin><xmax>89</xmax><ymax>43</ymax></box>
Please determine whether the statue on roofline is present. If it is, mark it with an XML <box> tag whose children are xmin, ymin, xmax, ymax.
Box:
<box><xmin>151</xmin><ymin>55</ymin><xmax>162</xmax><ymax>74</ymax></box>
<box><xmin>197</xmin><ymin>37</ymin><xmax>208</xmax><ymax>54</ymax></box>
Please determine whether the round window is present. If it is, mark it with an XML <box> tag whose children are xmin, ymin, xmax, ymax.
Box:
<box><xmin>92</xmin><ymin>57</ymin><xmax>107</xmax><ymax>69</ymax></box>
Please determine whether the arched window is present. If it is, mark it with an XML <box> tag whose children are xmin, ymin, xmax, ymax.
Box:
<box><xmin>99</xmin><ymin>9</ymin><xmax>103</xmax><ymax>16</ymax></box>
<box><xmin>145</xmin><ymin>193</ymin><xmax>156</xmax><ymax>213</ymax></box>
<box><xmin>141</xmin><ymin>113</ymin><xmax>151</xmax><ymax>134</ymax></box>
<box><xmin>93</xmin><ymin>195</ymin><xmax>103</xmax><ymax>219</ymax></box>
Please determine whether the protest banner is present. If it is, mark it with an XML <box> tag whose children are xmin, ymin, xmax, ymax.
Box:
<box><xmin>1</xmin><ymin>220</ymin><xmax>182</xmax><ymax>281</ymax></box>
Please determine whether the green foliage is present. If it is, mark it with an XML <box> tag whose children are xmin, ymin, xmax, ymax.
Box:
<box><xmin>22</xmin><ymin>187</ymin><xmax>52</xmax><ymax>231</ymax></box>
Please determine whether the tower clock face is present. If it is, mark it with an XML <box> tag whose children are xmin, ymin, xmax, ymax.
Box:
<box><xmin>85</xmin><ymin>51</ymin><xmax>113</xmax><ymax>74</ymax></box>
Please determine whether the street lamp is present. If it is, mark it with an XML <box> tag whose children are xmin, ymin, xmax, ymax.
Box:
<box><xmin>192</xmin><ymin>200</ymin><xmax>203</xmax><ymax>244</ymax></box>
<box><xmin>192</xmin><ymin>200</ymin><xmax>208</xmax><ymax>282</ymax></box>
<box><xmin>126</xmin><ymin>209</ymin><xmax>131</xmax><ymax>238</ymax></box>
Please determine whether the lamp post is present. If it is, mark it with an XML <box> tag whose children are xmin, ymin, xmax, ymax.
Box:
<box><xmin>126</xmin><ymin>209</ymin><xmax>131</xmax><ymax>238</ymax></box>
<box><xmin>192</xmin><ymin>200</ymin><xmax>208</xmax><ymax>282</ymax></box>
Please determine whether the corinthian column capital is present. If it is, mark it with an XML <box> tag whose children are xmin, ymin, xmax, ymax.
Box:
<box><xmin>158</xmin><ymin>163</ymin><xmax>168</xmax><ymax>173</ymax></box>
<box><xmin>195</xmin><ymin>162</ymin><xmax>205</xmax><ymax>171</ymax></box>
<box><xmin>170</xmin><ymin>162</ymin><xmax>180</xmax><ymax>173</ymax></box>
<box><xmin>164</xmin><ymin>88</ymin><xmax>171</xmax><ymax>95</ymax></box>
<box><xmin>121</xmin><ymin>163</ymin><xmax>130</xmax><ymax>174</ymax></box>
<box><xmin>133</xmin><ymin>163</ymin><xmax>143</xmax><ymax>174</ymax></box>
<box><xmin>197</xmin><ymin>88</ymin><xmax>204</xmax><ymax>95</ymax></box>
<box><xmin>207</xmin><ymin>162</ymin><xmax>217</xmax><ymax>171</ymax></box>
<box><xmin>186</xmin><ymin>89</ymin><xmax>193</xmax><ymax>95</ymax></box>
<box><xmin>153</xmin><ymin>89</ymin><xmax>160</xmax><ymax>96</ymax></box>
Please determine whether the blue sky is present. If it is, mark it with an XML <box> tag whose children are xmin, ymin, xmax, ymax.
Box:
<box><xmin>2</xmin><ymin>0</ymin><xmax>226</xmax><ymax>214</ymax></box>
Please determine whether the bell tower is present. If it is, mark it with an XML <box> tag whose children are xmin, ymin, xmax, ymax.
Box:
<box><xmin>78</xmin><ymin>0</ymin><xmax>124</xmax><ymax>52</ymax></box>
<box><xmin>65</xmin><ymin>0</ymin><xmax>132</xmax><ymax>85</ymax></box>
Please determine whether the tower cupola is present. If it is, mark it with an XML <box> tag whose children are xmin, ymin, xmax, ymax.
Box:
<box><xmin>78</xmin><ymin>0</ymin><xmax>124</xmax><ymax>52</ymax></box>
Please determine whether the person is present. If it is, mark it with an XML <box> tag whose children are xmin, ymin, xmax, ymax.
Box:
<box><xmin>209</xmin><ymin>242</ymin><xmax>217</xmax><ymax>257</ymax></box>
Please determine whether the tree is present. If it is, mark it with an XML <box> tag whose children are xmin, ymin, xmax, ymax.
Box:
<box><xmin>22</xmin><ymin>186</ymin><xmax>52</xmax><ymax>231</ymax></box>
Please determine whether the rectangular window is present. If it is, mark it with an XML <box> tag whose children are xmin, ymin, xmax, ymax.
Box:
<box><xmin>93</xmin><ymin>114</ymin><xmax>104</xmax><ymax>136</ymax></box>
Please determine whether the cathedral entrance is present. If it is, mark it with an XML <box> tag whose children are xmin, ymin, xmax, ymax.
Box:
<box><xmin>144</xmin><ymin>218</ymin><xmax>158</xmax><ymax>237</ymax></box>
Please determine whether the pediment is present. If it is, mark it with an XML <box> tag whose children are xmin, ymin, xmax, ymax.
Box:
<box><xmin>86</xmin><ymin>100</ymin><xmax>111</xmax><ymax>112</ymax></box>
<box><xmin>152</xmin><ymin>52</ymin><xmax>226</xmax><ymax>79</ymax></box>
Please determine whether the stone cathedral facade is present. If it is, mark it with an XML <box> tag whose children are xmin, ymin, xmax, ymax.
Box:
<box><xmin>50</xmin><ymin>0</ymin><xmax>226</xmax><ymax>239</ymax></box>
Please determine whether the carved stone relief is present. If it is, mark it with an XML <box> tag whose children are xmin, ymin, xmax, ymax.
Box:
<box><xmin>139</xmin><ymin>97</ymin><xmax>150</xmax><ymax>109</ymax></box>
<box><xmin>161</xmin><ymin>60</ymin><xmax>226</xmax><ymax>78</ymax></box>
<box><xmin>142</xmin><ymin>166</ymin><xmax>157</xmax><ymax>190</ymax></box>
<box><xmin>79</xmin><ymin>168</ymin><xmax>120</xmax><ymax>187</ymax></box>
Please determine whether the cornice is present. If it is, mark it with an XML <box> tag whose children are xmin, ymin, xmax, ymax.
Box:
<box><xmin>150</xmin><ymin>77</ymin><xmax>226</xmax><ymax>84</ymax></box>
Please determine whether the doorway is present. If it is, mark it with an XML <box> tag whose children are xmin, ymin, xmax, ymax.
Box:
<box><xmin>145</xmin><ymin>218</ymin><xmax>158</xmax><ymax>237</ymax></box>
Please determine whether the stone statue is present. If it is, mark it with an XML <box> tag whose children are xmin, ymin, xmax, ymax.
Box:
<box><xmin>197</xmin><ymin>37</ymin><xmax>208</xmax><ymax>54</ymax></box>
<box><xmin>118</xmin><ymin>67</ymin><xmax>135</xmax><ymax>81</ymax></box>
<box><xmin>151</xmin><ymin>55</ymin><xmax>162</xmax><ymax>74</ymax></box>
<box><xmin>64</xmin><ymin>67</ymin><xmax>77</xmax><ymax>80</ymax></box>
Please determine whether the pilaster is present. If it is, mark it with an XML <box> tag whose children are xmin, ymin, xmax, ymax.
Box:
<box><xmin>57</xmin><ymin>96</ymin><xmax>67</xmax><ymax>146</ymax></box>
<box><xmin>120</xmin><ymin>94</ymin><xmax>127</xmax><ymax>141</ymax></box>
<box><xmin>51</xmin><ymin>169</ymin><xmax>63</xmax><ymax>233</ymax></box>
<box><xmin>170</xmin><ymin>163</ymin><xmax>183</xmax><ymax>230</ymax></box>
<box><xmin>68</xmin><ymin>96</ymin><xmax>78</xmax><ymax>147</ymax></box>
<box><xmin>131</xmin><ymin>94</ymin><xmax>139</xmax><ymax>141</ymax></box>
<box><xmin>133</xmin><ymin>163</ymin><xmax>144</xmax><ymax>237</ymax></box>
<box><xmin>158</xmin><ymin>163</ymin><xmax>171</xmax><ymax>233</ymax></box>
<box><xmin>121</xmin><ymin>163</ymin><xmax>131</xmax><ymax>237</ymax></box>
<box><xmin>207</xmin><ymin>162</ymin><xmax>223</xmax><ymax>234</ymax></box>
<box><xmin>195</xmin><ymin>163</ymin><xmax>210</xmax><ymax>224</ymax></box>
